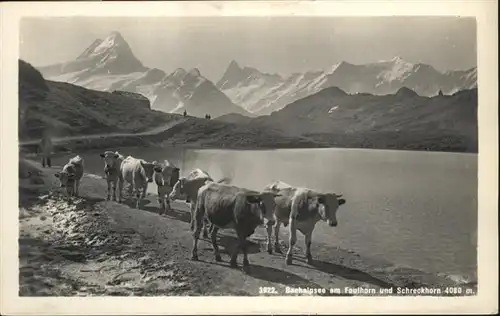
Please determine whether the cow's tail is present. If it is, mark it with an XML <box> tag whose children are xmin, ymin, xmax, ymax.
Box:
<box><xmin>192</xmin><ymin>190</ymin><xmax>206</xmax><ymax>232</ymax></box>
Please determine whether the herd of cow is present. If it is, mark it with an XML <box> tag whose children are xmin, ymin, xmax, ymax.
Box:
<box><xmin>52</xmin><ymin>151</ymin><xmax>347</xmax><ymax>269</ymax></box>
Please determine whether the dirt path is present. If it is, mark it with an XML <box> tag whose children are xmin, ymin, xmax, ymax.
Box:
<box><xmin>18</xmin><ymin>159</ymin><xmax>475</xmax><ymax>296</ymax></box>
<box><xmin>19</xmin><ymin>118</ymin><xmax>188</xmax><ymax>147</ymax></box>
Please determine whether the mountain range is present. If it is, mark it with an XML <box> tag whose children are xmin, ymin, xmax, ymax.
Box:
<box><xmin>38</xmin><ymin>31</ymin><xmax>476</xmax><ymax>118</ymax></box>
<box><xmin>20</xmin><ymin>54</ymin><xmax>478</xmax><ymax>152</ymax></box>
<box><xmin>38</xmin><ymin>32</ymin><xmax>250</xmax><ymax>118</ymax></box>
<box><xmin>216</xmin><ymin>58</ymin><xmax>477</xmax><ymax>115</ymax></box>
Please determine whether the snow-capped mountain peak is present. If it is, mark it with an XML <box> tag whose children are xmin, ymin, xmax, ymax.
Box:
<box><xmin>378</xmin><ymin>57</ymin><xmax>416</xmax><ymax>82</ymax></box>
<box><xmin>188</xmin><ymin>68</ymin><xmax>202</xmax><ymax>78</ymax></box>
<box><xmin>77</xmin><ymin>39</ymin><xmax>103</xmax><ymax>60</ymax></box>
<box><xmin>89</xmin><ymin>31</ymin><xmax>130</xmax><ymax>56</ymax></box>
<box><xmin>37</xmin><ymin>32</ymin><xmax>251</xmax><ymax>118</ymax></box>
<box><xmin>328</xmin><ymin>62</ymin><xmax>343</xmax><ymax>74</ymax></box>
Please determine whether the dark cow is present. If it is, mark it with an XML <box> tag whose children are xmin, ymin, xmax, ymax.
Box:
<box><xmin>264</xmin><ymin>180</ymin><xmax>347</xmax><ymax>265</ymax></box>
<box><xmin>191</xmin><ymin>182</ymin><xmax>279</xmax><ymax>268</ymax></box>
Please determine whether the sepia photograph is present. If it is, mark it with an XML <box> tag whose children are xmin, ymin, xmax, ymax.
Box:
<box><xmin>1</xmin><ymin>1</ymin><xmax>498</xmax><ymax>315</ymax></box>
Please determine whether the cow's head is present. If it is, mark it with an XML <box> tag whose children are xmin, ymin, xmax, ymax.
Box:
<box><xmin>140</xmin><ymin>160</ymin><xmax>155</xmax><ymax>183</ymax></box>
<box><xmin>316</xmin><ymin>193</ymin><xmax>346</xmax><ymax>227</ymax></box>
<box><xmin>245</xmin><ymin>191</ymin><xmax>281</xmax><ymax>225</ymax></box>
<box><xmin>55</xmin><ymin>171</ymin><xmax>76</xmax><ymax>188</ymax></box>
<box><xmin>153</xmin><ymin>161</ymin><xmax>181</xmax><ymax>188</ymax></box>
<box><xmin>170</xmin><ymin>167</ymin><xmax>180</xmax><ymax>186</ymax></box>
<box><xmin>169</xmin><ymin>177</ymin><xmax>186</xmax><ymax>201</ymax></box>
<box><xmin>100</xmin><ymin>151</ymin><xmax>120</xmax><ymax>171</ymax></box>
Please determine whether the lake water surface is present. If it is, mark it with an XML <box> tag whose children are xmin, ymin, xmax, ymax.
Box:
<box><xmin>51</xmin><ymin>147</ymin><xmax>478</xmax><ymax>281</ymax></box>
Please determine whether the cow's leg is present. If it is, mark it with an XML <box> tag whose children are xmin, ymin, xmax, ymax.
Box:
<box><xmin>274</xmin><ymin>221</ymin><xmax>282</xmax><ymax>253</ymax></box>
<box><xmin>241</xmin><ymin>237</ymin><xmax>250</xmax><ymax>267</ymax></box>
<box><xmin>111</xmin><ymin>179</ymin><xmax>117</xmax><ymax>201</ymax></box>
<box><xmin>211</xmin><ymin>226</ymin><xmax>222</xmax><ymax>262</ymax></box>
<box><xmin>142</xmin><ymin>183</ymin><xmax>148</xmax><ymax>199</ymax></box>
<box><xmin>42</xmin><ymin>157</ymin><xmax>46</xmax><ymax>168</ymax></box>
<box><xmin>190</xmin><ymin>203</ymin><xmax>196</xmax><ymax>231</ymax></box>
<box><xmin>229</xmin><ymin>241</ymin><xmax>240</xmax><ymax>268</ymax></box>
<box><xmin>128</xmin><ymin>182</ymin><xmax>133</xmax><ymax>199</ymax></box>
<box><xmin>266</xmin><ymin>220</ymin><xmax>274</xmax><ymax>254</ymax></box>
<box><xmin>75</xmin><ymin>180</ymin><xmax>80</xmax><ymax>197</ymax></box>
<box><xmin>47</xmin><ymin>156</ymin><xmax>52</xmax><ymax>168</ymax></box>
<box><xmin>117</xmin><ymin>178</ymin><xmax>123</xmax><ymax>203</ymax></box>
<box><xmin>285</xmin><ymin>219</ymin><xmax>297</xmax><ymax>265</ymax></box>
<box><xmin>165</xmin><ymin>192</ymin><xmax>171</xmax><ymax>212</ymax></box>
<box><xmin>135</xmin><ymin>182</ymin><xmax>142</xmax><ymax>209</ymax></box>
<box><xmin>191</xmin><ymin>202</ymin><xmax>204</xmax><ymax>261</ymax></box>
<box><xmin>304</xmin><ymin>231</ymin><xmax>313</xmax><ymax>264</ymax></box>
<box><xmin>106</xmin><ymin>179</ymin><xmax>112</xmax><ymax>200</ymax></box>
<box><xmin>202</xmin><ymin>217</ymin><xmax>209</xmax><ymax>238</ymax></box>
<box><xmin>157</xmin><ymin>187</ymin><xmax>164</xmax><ymax>214</ymax></box>
<box><xmin>66</xmin><ymin>187</ymin><xmax>72</xmax><ymax>203</ymax></box>
<box><xmin>157</xmin><ymin>196</ymin><xmax>164</xmax><ymax>215</ymax></box>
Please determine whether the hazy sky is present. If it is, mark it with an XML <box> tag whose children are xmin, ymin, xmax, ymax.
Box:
<box><xmin>20</xmin><ymin>16</ymin><xmax>477</xmax><ymax>82</ymax></box>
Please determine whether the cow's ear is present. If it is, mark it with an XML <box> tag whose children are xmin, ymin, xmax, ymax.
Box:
<box><xmin>246</xmin><ymin>195</ymin><xmax>262</xmax><ymax>204</ymax></box>
<box><xmin>54</xmin><ymin>173</ymin><xmax>60</xmax><ymax>178</ymax></box>
<box><xmin>338</xmin><ymin>198</ymin><xmax>346</xmax><ymax>206</ymax></box>
<box><xmin>317</xmin><ymin>194</ymin><xmax>325</xmax><ymax>204</ymax></box>
<box><xmin>114</xmin><ymin>154</ymin><xmax>119</xmax><ymax>158</ymax></box>
<box><xmin>100</xmin><ymin>153</ymin><xmax>105</xmax><ymax>158</ymax></box>
<box><xmin>153</xmin><ymin>165</ymin><xmax>162</xmax><ymax>173</ymax></box>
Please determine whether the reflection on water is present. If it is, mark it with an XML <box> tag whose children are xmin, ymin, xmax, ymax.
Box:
<box><xmin>51</xmin><ymin>147</ymin><xmax>478</xmax><ymax>280</ymax></box>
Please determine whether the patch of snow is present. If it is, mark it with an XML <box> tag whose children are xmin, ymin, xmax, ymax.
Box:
<box><xmin>328</xmin><ymin>106</ymin><xmax>339</xmax><ymax>114</ymax></box>
<box><xmin>170</xmin><ymin>101</ymin><xmax>185</xmax><ymax>113</ymax></box>
<box><xmin>377</xmin><ymin>58</ymin><xmax>415</xmax><ymax>82</ymax></box>
<box><xmin>329</xmin><ymin>62</ymin><xmax>342</xmax><ymax>74</ymax></box>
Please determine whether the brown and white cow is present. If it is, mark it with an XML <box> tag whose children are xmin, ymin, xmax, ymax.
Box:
<box><xmin>169</xmin><ymin>168</ymin><xmax>231</xmax><ymax>238</ymax></box>
<box><xmin>119</xmin><ymin>156</ymin><xmax>155</xmax><ymax>209</ymax></box>
<box><xmin>264</xmin><ymin>180</ymin><xmax>346</xmax><ymax>265</ymax></box>
<box><xmin>191</xmin><ymin>182</ymin><xmax>280</xmax><ymax>268</ymax></box>
<box><xmin>54</xmin><ymin>155</ymin><xmax>84</xmax><ymax>200</ymax></box>
<box><xmin>152</xmin><ymin>159</ymin><xmax>180</xmax><ymax>214</ymax></box>
<box><xmin>99</xmin><ymin>151</ymin><xmax>125</xmax><ymax>202</ymax></box>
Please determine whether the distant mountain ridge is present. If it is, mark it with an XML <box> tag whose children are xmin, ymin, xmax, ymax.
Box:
<box><xmin>226</xmin><ymin>85</ymin><xmax>478</xmax><ymax>152</ymax></box>
<box><xmin>38</xmin><ymin>32</ymin><xmax>251</xmax><ymax>118</ymax></box>
<box><xmin>216</xmin><ymin>57</ymin><xmax>477</xmax><ymax>115</ymax></box>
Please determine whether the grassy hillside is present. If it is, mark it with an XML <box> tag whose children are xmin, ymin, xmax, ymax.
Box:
<box><xmin>216</xmin><ymin>113</ymin><xmax>254</xmax><ymax>125</ymax></box>
<box><xmin>19</xmin><ymin>60</ymin><xmax>182</xmax><ymax>141</ymax></box>
<box><xmin>149</xmin><ymin>117</ymin><xmax>321</xmax><ymax>149</ymax></box>
<box><xmin>249</xmin><ymin>87</ymin><xmax>478</xmax><ymax>153</ymax></box>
